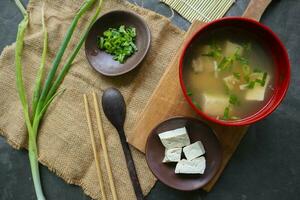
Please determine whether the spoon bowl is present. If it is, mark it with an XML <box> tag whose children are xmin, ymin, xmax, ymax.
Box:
<box><xmin>102</xmin><ymin>88</ymin><xmax>126</xmax><ymax>131</ymax></box>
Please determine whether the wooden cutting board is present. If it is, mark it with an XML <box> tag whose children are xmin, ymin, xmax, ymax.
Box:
<box><xmin>128</xmin><ymin>0</ymin><xmax>272</xmax><ymax>192</ymax></box>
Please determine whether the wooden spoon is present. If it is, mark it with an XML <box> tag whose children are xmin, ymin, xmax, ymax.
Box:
<box><xmin>102</xmin><ymin>88</ymin><xmax>144</xmax><ymax>200</ymax></box>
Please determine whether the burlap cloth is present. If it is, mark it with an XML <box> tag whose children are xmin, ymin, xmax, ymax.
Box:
<box><xmin>0</xmin><ymin>0</ymin><xmax>185</xmax><ymax>199</ymax></box>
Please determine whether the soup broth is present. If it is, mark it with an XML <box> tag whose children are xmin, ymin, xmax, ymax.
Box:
<box><xmin>183</xmin><ymin>27</ymin><xmax>275</xmax><ymax>120</ymax></box>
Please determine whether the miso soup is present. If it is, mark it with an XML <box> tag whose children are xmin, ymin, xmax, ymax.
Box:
<box><xmin>183</xmin><ymin>27</ymin><xmax>275</xmax><ymax>120</ymax></box>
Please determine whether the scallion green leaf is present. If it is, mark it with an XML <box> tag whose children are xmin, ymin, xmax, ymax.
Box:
<box><xmin>229</xmin><ymin>94</ymin><xmax>240</xmax><ymax>105</ymax></box>
<box><xmin>98</xmin><ymin>25</ymin><xmax>137</xmax><ymax>63</ymax></box>
<box><xmin>233</xmin><ymin>72</ymin><xmax>241</xmax><ymax>80</ymax></box>
<box><xmin>247</xmin><ymin>81</ymin><xmax>256</xmax><ymax>89</ymax></box>
<box><xmin>187</xmin><ymin>88</ymin><xmax>193</xmax><ymax>96</ymax></box>
<box><xmin>223</xmin><ymin>106</ymin><xmax>230</xmax><ymax>120</ymax></box>
<box><xmin>14</xmin><ymin>1</ymin><xmax>102</xmax><ymax>199</ymax></box>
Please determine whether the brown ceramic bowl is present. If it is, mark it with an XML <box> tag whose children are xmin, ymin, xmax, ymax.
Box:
<box><xmin>85</xmin><ymin>10</ymin><xmax>151</xmax><ymax>76</ymax></box>
<box><xmin>145</xmin><ymin>117</ymin><xmax>222</xmax><ymax>191</ymax></box>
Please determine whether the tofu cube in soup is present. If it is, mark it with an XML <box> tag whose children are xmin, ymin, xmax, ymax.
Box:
<box><xmin>162</xmin><ymin>148</ymin><xmax>182</xmax><ymax>163</ymax></box>
<box><xmin>175</xmin><ymin>157</ymin><xmax>206</xmax><ymax>174</ymax></box>
<box><xmin>201</xmin><ymin>93</ymin><xmax>229</xmax><ymax>116</ymax></box>
<box><xmin>192</xmin><ymin>57</ymin><xmax>216</xmax><ymax>73</ymax></box>
<box><xmin>192</xmin><ymin>45</ymin><xmax>215</xmax><ymax>73</ymax></box>
<box><xmin>183</xmin><ymin>141</ymin><xmax>205</xmax><ymax>160</ymax></box>
<box><xmin>223</xmin><ymin>41</ymin><xmax>243</xmax><ymax>57</ymax></box>
<box><xmin>158</xmin><ymin>127</ymin><xmax>190</xmax><ymax>149</ymax></box>
<box><xmin>245</xmin><ymin>75</ymin><xmax>270</xmax><ymax>101</ymax></box>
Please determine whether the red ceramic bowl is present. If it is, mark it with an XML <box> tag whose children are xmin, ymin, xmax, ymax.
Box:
<box><xmin>179</xmin><ymin>17</ymin><xmax>290</xmax><ymax>126</ymax></box>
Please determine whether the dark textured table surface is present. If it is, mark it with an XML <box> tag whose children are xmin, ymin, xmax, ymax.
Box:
<box><xmin>0</xmin><ymin>0</ymin><xmax>299</xmax><ymax>200</ymax></box>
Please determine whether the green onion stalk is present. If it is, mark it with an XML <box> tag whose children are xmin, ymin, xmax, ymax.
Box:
<box><xmin>14</xmin><ymin>0</ymin><xmax>103</xmax><ymax>199</ymax></box>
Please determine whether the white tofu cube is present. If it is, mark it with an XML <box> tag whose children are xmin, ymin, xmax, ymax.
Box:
<box><xmin>192</xmin><ymin>45</ymin><xmax>216</xmax><ymax>73</ymax></box>
<box><xmin>162</xmin><ymin>148</ymin><xmax>182</xmax><ymax>163</ymax></box>
<box><xmin>245</xmin><ymin>75</ymin><xmax>270</xmax><ymax>101</ymax></box>
<box><xmin>183</xmin><ymin>141</ymin><xmax>205</xmax><ymax>160</ymax></box>
<box><xmin>223</xmin><ymin>41</ymin><xmax>243</xmax><ymax>57</ymax></box>
<box><xmin>223</xmin><ymin>75</ymin><xmax>240</xmax><ymax>90</ymax></box>
<box><xmin>192</xmin><ymin>56</ymin><xmax>215</xmax><ymax>73</ymax></box>
<box><xmin>158</xmin><ymin>127</ymin><xmax>190</xmax><ymax>149</ymax></box>
<box><xmin>201</xmin><ymin>93</ymin><xmax>229</xmax><ymax>116</ymax></box>
<box><xmin>175</xmin><ymin>157</ymin><xmax>206</xmax><ymax>174</ymax></box>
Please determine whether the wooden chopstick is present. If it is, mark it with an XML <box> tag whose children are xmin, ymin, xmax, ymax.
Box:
<box><xmin>92</xmin><ymin>92</ymin><xmax>118</xmax><ymax>200</ymax></box>
<box><xmin>83</xmin><ymin>94</ymin><xmax>107</xmax><ymax>200</ymax></box>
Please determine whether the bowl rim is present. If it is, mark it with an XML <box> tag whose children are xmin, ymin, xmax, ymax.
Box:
<box><xmin>84</xmin><ymin>10</ymin><xmax>151</xmax><ymax>76</ymax></box>
<box><xmin>145</xmin><ymin>116</ymin><xmax>222</xmax><ymax>191</ymax></box>
<box><xmin>179</xmin><ymin>17</ymin><xmax>291</xmax><ymax>126</ymax></box>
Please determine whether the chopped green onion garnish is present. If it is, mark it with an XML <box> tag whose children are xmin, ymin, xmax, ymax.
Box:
<box><xmin>192</xmin><ymin>99</ymin><xmax>201</xmax><ymax>109</ymax></box>
<box><xmin>247</xmin><ymin>72</ymin><xmax>268</xmax><ymax>89</ymax></box>
<box><xmin>229</xmin><ymin>94</ymin><xmax>240</xmax><ymax>105</ymax></box>
<box><xmin>187</xmin><ymin>89</ymin><xmax>193</xmax><ymax>96</ymax></box>
<box><xmin>218</xmin><ymin>57</ymin><xmax>233</xmax><ymax>71</ymax></box>
<box><xmin>233</xmin><ymin>72</ymin><xmax>241</xmax><ymax>79</ymax></box>
<box><xmin>234</xmin><ymin>52</ymin><xmax>249</xmax><ymax>65</ymax></box>
<box><xmin>97</xmin><ymin>25</ymin><xmax>137</xmax><ymax>63</ymax></box>
<box><xmin>247</xmin><ymin>81</ymin><xmax>256</xmax><ymax>89</ymax></box>
<box><xmin>202</xmin><ymin>41</ymin><xmax>222</xmax><ymax>59</ymax></box>
<box><xmin>223</xmin><ymin>106</ymin><xmax>230</xmax><ymax>120</ymax></box>
<box><xmin>260</xmin><ymin>72</ymin><xmax>268</xmax><ymax>86</ymax></box>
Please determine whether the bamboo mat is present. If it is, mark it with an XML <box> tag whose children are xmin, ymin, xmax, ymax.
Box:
<box><xmin>161</xmin><ymin>0</ymin><xmax>235</xmax><ymax>22</ymax></box>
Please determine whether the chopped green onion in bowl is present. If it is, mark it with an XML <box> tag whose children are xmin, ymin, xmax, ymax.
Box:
<box><xmin>97</xmin><ymin>25</ymin><xmax>138</xmax><ymax>63</ymax></box>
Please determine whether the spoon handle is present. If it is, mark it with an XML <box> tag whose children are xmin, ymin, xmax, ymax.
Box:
<box><xmin>118</xmin><ymin>128</ymin><xmax>144</xmax><ymax>200</ymax></box>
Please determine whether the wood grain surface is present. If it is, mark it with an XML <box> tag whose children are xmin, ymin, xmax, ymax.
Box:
<box><xmin>128</xmin><ymin>0</ymin><xmax>271</xmax><ymax>192</ymax></box>
<box><xmin>127</xmin><ymin>21</ymin><xmax>248</xmax><ymax>191</ymax></box>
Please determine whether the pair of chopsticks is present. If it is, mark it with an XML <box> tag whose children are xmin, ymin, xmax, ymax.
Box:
<box><xmin>83</xmin><ymin>92</ymin><xmax>118</xmax><ymax>200</ymax></box>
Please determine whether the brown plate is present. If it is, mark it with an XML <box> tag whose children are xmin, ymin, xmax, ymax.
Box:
<box><xmin>145</xmin><ymin>117</ymin><xmax>222</xmax><ymax>191</ymax></box>
<box><xmin>85</xmin><ymin>10</ymin><xmax>151</xmax><ymax>76</ymax></box>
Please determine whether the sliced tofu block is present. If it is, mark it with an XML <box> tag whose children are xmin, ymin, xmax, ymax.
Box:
<box><xmin>183</xmin><ymin>141</ymin><xmax>205</xmax><ymax>160</ymax></box>
<box><xmin>175</xmin><ymin>157</ymin><xmax>206</xmax><ymax>174</ymax></box>
<box><xmin>223</xmin><ymin>75</ymin><xmax>240</xmax><ymax>90</ymax></box>
<box><xmin>192</xmin><ymin>45</ymin><xmax>216</xmax><ymax>73</ymax></box>
<box><xmin>158</xmin><ymin>127</ymin><xmax>190</xmax><ymax>149</ymax></box>
<box><xmin>245</xmin><ymin>75</ymin><xmax>270</xmax><ymax>101</ymax></box>
<box><xmin>192</xmin><ymin>56</ymin><xmax>215</xmax><ymax>73</ymax></box>
<box><xmin>201</xmin><ymin>93</ymin><xmax>229</xmax><ymax>116</ymax></box>
<box><xmin>223</xmin><ymin>41</ymin><xmax>243</xmax><ymax>57</ymax></box>
<box><xmin>162</xmin><ymin>148</ymin><xmax>182</xmax><ymax>163</ymax></box>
